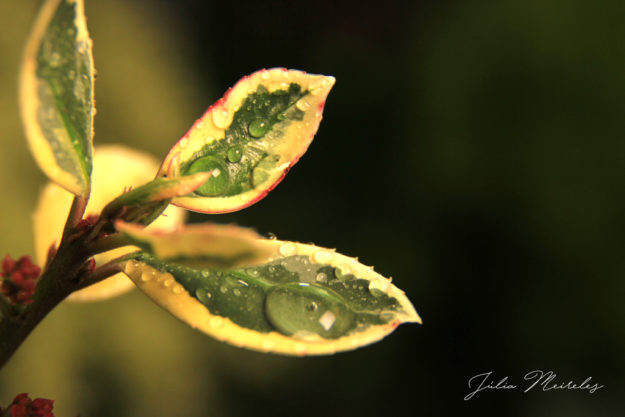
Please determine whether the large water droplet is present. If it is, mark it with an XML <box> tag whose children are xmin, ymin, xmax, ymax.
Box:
<box><xmin>264</xmin><ymin>283</ymin><xmax>355</xmax><ymax>339</ymax></box>
<box><xmin>185</xmin><ymin>156</ymin><xmax>229</xmax><ymax>196</ymax></box>
<box><xmin>227</xmin><ymin>147</ymin><xmax>242</xmax><ymax>163</ymax></box>
<box><xmin>249</xmin><ymin>119</ymin><xmax>269</xmax><ymax>138</ymax></box>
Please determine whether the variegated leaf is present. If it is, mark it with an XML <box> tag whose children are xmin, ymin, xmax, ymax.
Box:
<box><xmin>158</xmin><ymin>68</ymin><xmax>335</xmax><ymax>213</ymax></box>
<box><xmin>33</xmin><ymin>146</ymin><xmax>185</xmax><ymax>302</ymax></box>
<box><xmin>117</xmin><ymin>225</ymin><xmax>420</xmax><ymax>356</ymax></box>
<box><xmin>20</xmin><ymin>0</ymin><xmax>95</xmax><ymax>196</ymax></box>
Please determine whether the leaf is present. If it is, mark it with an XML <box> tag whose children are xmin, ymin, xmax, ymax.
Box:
<box><xmin>101</xmin><ymin>172</ymin><xmax>210</xmax><ymax>226</ymax></box>
<box><xmin>20</xmin><ymin>0</ymin><xmax>95</xmax><ymax>196</ymax></box>
<box><xmin>118</xmin><ymin>226</ymin><xmax>420</xmax><ymax>356</ymax></box>
<box><xmin>116</xmin><ymin>222</ymin><xmax>274</xmax><ymax>269</ymax></box>
<box><xmin>158</xmin><ymin>68</ymin><xmax>335</xmax><ymax>213</ymax></box>
<box><xmin>33</xmin><ymin>145</ymin><xmax>185</xmax><ymax>302</ymax></box>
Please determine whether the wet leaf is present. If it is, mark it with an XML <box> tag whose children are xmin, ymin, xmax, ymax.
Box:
<box><xmin>118</xmin><ymin>230</ymin><xmax>420</xmax><ymax>356</ymax></box>
<box><xmin>20</xmin><ymin>0</ymin><xmax>95</xmax><ymax>196</ymax></box>
<box><xmin>33</xmin><ymin>146</ymin><xmax>185</xmax><ymax>302</ymax></box>
<box><xmin>159</xmin><ymin>68</ymin><xmax>335</xmax><ymax>213</ymax></box>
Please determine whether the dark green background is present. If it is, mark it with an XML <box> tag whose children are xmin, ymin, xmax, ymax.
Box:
<box><xmin>1</xmin><ymin>0</ymin><xmax>624</xmax><ymax>415</ymax></box>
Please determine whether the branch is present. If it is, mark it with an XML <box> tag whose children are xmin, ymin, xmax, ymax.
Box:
<box><xmin>76</xmin><ymin>261</ymin><xmax>123</xmax><ymax>291</ymax></box>
<box><xmin>86</xmin><ymin>233</ymin><xmax>132</xmax><ymax>256</ymax></box>
<box><xmin>61</xmin><ymin>194</ymin><xmax>89</xmax><ymax>241</ymax></box>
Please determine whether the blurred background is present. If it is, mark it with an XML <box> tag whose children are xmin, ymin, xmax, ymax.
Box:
<box><xmin>1</xmin><ymin>0</ymin><xmax>625</xmax><ymax>415</ymax></box>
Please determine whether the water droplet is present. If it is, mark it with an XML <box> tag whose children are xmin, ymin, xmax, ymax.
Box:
<box><xmin>179</xmin><ymin>138</ymin><xmax>189</xmax><ymax>148</ymax></box>
<box><xmin>140</xmin><ymin>270</ymin><xmax>155</xmax><ymax>282</ymax></box>
<box><xmin>280</xmin><ymin>242</ymin><xmax>297</xmax><ymax>257</ymax></box>
<box><xmin>277</xmin><ymin>112</ymin><xmax>287</xmax><ymax>121</ymax></box>
<box><xmin>312</xmin><ymin>250</ymin><xmax>333</xmax><ymax>264</ymax></box>
<box><xmin>261</xmin><ymin>71</ymin><xmax>270</xmax><ymax>80</ymax></box>
<box><xmin>368</xmin><ymin>279</ymin><xmax>390</xmax><ymax>295</ymax></box>
<box><xmin>233</xmin><ymin>288</ymin><xmax>242</xmax><ymax>296</ymax></box>
<box><xmin>49</xmin><ymin>52</ymin><xmax>61</xmax><ymax>67</ymax></box>
<box><xmin>226</xmin><ymin>147</ymin><xmax>242</xmax><ymax>163</ymax></box>
<box><xmin>334</xmin><ymin>266</ymin><xmax>350</xmax><ymax>280</ymax></box>
<box><xmin>197</xmin><ymin>121</ymin><xmax>205</xmax><ymax>129</ymax></box>
<box><xmin>124</xmin><ymin>261</ymin><xmax>137</xmax><ymax>276</ymax></box>
<box><xmin>315</xmin><ymin>272</ymin><xmax>327</xmax><ymax>283</ymax></box>
<box><xmin>238</xmin><ymin>280</ymin><xmax>249</xmax><ymax>287</ymax></box>
<box><xmin>204</xmin><ymin>136</ymin><xmax>214</xmax><ymax>145</ymax></box>
<box><xmin>172</xmin><ymin>284</ymin><xmax>184</xmax><ymax>294</ymax></box>
<box><xmin>210</xmin><ymin>316</ymin><xmax>224</xmax><ymax>328</ymax></box>
<box><xmin>185</xmin><ymin>156</ymin><xmax>229</xmax><ymax>196</ymax></box>
<box><xmin>248</xmin><ymin>119</ymin><xmax>269</xmax><ymax>138</ymax></box>
<box><xmin>201</xmin><ymin>270</ymin><xmax>209</xmax><ymax>278</ymax></box>
<box><xmin>248</xmin><ymin>269</ymin><xmax>260</xmax><ymax>277</ymax></box>
<box><xmin>195</xmin><ymin>288</ymin><xmax>210</xmax><ymax>304</ymax></box>
<box><xmin>265</xmin><ymin>283</ymin><xmax>354</xmax><ymax>339</ymax></box>
<box><xmin>252</xmin><ymin>155</ymin><xmax>279</xmax><ymax>187</ymax></box>
<box><xmin>296</xmin><ymin>98</ymin><xmax>311</xmax><ymax>111</ymax></box>
<box><xmin>264</xmin><ymin>232</ymin><xmax>277</xmax><ymax>240</ymax></box>
<box><xmin>309</xmin><ymin>76</ymin><xmax>334</xmax><ymax>95</ymax></box>
<box><xmin>162</xmin><ymin>277</ymin><xmax>174</xmax><ymax>288</ymax></box>
<box><xmin>212</xmin><ymin>107</ymin><xmax>230</xmax><ymax>129</ymax></box>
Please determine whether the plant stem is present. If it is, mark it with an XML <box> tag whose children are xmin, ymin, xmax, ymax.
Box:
<box><xmin>76</xmin><ymin>261</ymin><xmax>122</xmax><ymax>291</ymax></box>
<box><xmin>86</xmin><ymin>233</ymin><xmax>131</xmax><ymax>256</ymax></box>
<box><xmin>0</xmin><ymin>238</ymin><xmax>88</xmax><ymax>370</ymax></box>
<box><xmin>61</xmin><ymin>194</ymin><xmax>88</xmax><ymax>241</ymax></box>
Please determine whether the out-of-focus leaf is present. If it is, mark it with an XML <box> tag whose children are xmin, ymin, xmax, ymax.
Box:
<box><xmin>158</xmin><ymin>68</ymin><xmax>335</xmax><ymax>213</ymax></box>
<box><xmin>33</xmin><ymin>145</ymin><xmax>185</xmax><ymax>302</ymax></box>
<box><xmin>118</xmin><ymin>230</ymin><xmax>420</xmax><ymax>356</ymax></box>
<box><xmin>20</xmin><ymin>0</ymin><xmax>95</xmax><ymax>196</ymax></box>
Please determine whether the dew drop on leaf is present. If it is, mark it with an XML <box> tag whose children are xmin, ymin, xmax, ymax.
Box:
<box><xmin>185</xmin><ymin>156</ymin><xmax>229</xmax><ymax>196</ymax></box>
<box><xmin>226</xmin><ymin>147</ymin><xmax>243</xmax><ymax>163</ymax></box>
<box><xmin>295</xmin><ymin>98</ymin><xmax>311</xmax><ymax>111</ymax></box>
<box><xmin>212</xmin><ymin>107</ymin><xmax>230</xmax><ymax>129</ymax></box>
<box><xmin>248</xmin><ymin>118</ymin><xmax>269</xmax><ymax>138</ymax></box>
<box><xmin>264</xmin><ymin>283</ymin><xmax>355</xmax><ymax>339</ymax></box>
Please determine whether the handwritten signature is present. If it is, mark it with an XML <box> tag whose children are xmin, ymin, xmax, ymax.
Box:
<box><xmin>464</xmin><ymin>370</ymin><xmax>604</xmax><ymax>400</ymax></box>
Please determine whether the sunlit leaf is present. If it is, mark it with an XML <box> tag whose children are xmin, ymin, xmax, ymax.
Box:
<box><xmin>158</xmin><ymin>68</ymin><xmax>335</xmax><ymax>213</ymax></box>
<box><xmin>20</xmin><ymin>0</ymin><xmax>95</xmax><ymax>196</ymax></box>
<box><xmin>33</xmin><ymin>146</ymin><xmax>185</xmax><ymax>302</ymax></box>
<box><xmin>118</xmin><ymin>228</ymin><xmax>420</xmax><ymax>356</ymax></box>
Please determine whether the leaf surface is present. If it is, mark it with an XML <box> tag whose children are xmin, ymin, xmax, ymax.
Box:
<box><xmin>118</xmin><ymin>225</ymin><xmax>420</xmax><ymax>355</ymax></box>
<box><xmin>20</xmin><ymin>0</ymin><xmax>95</xmax><ymax>195</ymax></box>
<box><xmin>159</xmin><ymin>68</ymin><xmax>335</xmax><ymax>213</ymax></box>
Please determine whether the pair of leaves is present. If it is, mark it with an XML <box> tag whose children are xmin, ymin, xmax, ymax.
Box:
<box><xmin>21</xmin><ymin>1</ymin><xmax>335</xmax><ymax>215</ymax></box>
<box><xmin>22</xmin><ymin>0</ymin><xmax>420</xmax><ymax>355</ymax></box>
